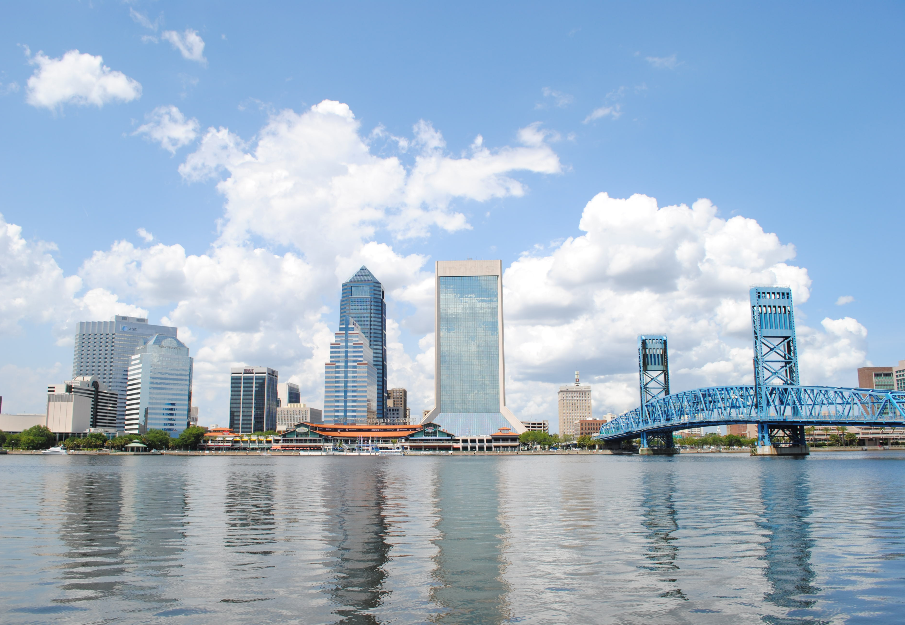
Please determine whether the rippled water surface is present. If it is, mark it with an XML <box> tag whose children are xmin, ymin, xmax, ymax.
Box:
<box><xmin>2</xmin><ymin>453</ymin><xmax>904</xmax><ymax>624</ymax></box>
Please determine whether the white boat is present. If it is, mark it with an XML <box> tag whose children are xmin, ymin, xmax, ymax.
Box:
<box><xmin>42</xmin><ymin>446</ymin><xmax>67</xmax><ymax>455</ymax></box>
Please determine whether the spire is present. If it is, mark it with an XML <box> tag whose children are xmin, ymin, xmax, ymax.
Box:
<box><xmin>346</xmin><ymin>266</ymin><xmax>378</xmax><ymax>283</ymax></box>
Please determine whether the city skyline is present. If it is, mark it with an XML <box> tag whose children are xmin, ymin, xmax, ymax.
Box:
<box><xmin>0</xmin><ymin>3</ymin><xmax>902</xmax><ymax>433</ymax></box>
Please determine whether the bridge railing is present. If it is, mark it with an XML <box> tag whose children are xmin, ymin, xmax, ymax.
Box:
<box><xmin>596</xmin><ymin>386</ymin><xmax>905</xmax><ymax>441</ymax></box>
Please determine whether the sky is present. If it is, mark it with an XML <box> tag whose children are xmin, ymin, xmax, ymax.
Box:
<box><xmin>0</xmin><ymin>1</ymin><xmax>902</xmax><ymax>431</ymax></box>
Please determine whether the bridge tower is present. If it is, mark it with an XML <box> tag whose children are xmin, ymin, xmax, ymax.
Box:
<box><xmin>750</xmin><ymin>287</ymin><xmax>808</xmax><ymax>455</ymax></box>
<box><xmin>637</xmin><ymin>335</ymin><xmax>677</xmax><ymax>454</ymax></box>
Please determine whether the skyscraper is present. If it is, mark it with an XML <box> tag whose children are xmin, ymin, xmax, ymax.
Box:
<box><xmin>73</xmin><ymin>316</ymin><xmax>178</xmax><ymax>430</ymax></box>
<box><xmin>229</xmin><ymin>367</ymin><xmax>279</xmax><ymax>433</ymax></box>
<box><xmin>339</xmin><ymin>267</ymin><xmax>387</xmax><ymax>422</ymax></box>
<box><xmin>324</xmin><ymin>317</ymin><xmax>377</xmax><ymax>425</ymax></box>
<box><xmin>422</xmin><ymin>260</ymin><xmax>525</xmax><ymax>436</ymax></box>
<box><xmin>277</xmin><ymin>382</ymin><xmax>300</xmax><ymax>407</ymax></box>
<box><xmin>124</xmin><ymin>335</ymin><xmax>193</xmax><ymax>437</ymax></box>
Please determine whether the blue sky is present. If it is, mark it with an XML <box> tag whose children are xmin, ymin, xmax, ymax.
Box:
<box><xmin>1</xmin><ymin>1</ymin><xmax>902</xmax><ymax>429</ymax></box>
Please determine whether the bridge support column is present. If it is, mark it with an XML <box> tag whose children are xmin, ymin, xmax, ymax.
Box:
<box><xmin>753</xmin><ymin>423</ymin><xmax>809</xmax><ymax>456</ymax></box>
<box><xmin>639</xmin><ymin>430</ymin><xmax>679</xmax><ymax>455</ymax></box>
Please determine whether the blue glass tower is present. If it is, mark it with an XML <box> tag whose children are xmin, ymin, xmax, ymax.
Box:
<box><xmin>339</xmin><ymin>267</ymin><xmax>387</xmax><ymax>422</ymax></box>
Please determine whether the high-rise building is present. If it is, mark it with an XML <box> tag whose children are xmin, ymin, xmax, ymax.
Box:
<box><xmin>559</xmin><ymin>371</ymin><xmax>591</xmax><ymax>438</ymax></box>
<box><xmin>189</xmin><ymin>406</ymin><xmax>199</xmax><ymax>427</ymax></box>
<box><xmin>324</xmin><ymin>317</ymin><xmax>377</xmax><ymax>425</ymax></box>
<box><xmin>124</xmin><ymin>335</ymin><xmax>193</xmax><ymax>437</ymax></box>
<box><xmin>229</xmin><ymin>367</ymin><xmax>279</xmax><ymax>433</ymax></box>
<box><xmin>46</xmin><ymin>376</ymin><xmax>119</xmax><ymax>433</ymax></box>
<box><xmin>387</xmin><ymin>388</ymin><xmax>408</xmax><ymax>425</ymax></box>
<box><xmin>277</xmin><ymin>382</ymin><xmax>300</xmax><ymax>407</ymax></box>
<box><xmin>73</xmin><ymin>316</ymin><xmax>178</xmax><ymax>430</ymax></box>
<box><xmin>276</xmin><ymin>404</ymin><xmax>324</xmax><ymax>431</ymax></box>
<box><xmin>422</xmin><ymin>260</ymin><xmax>525</xmax><ymax>436</ymax></box>
<box><xmin>339</xmin><ymin>267</ymin><xmax>387</xmax><ymax>422</ymax></box>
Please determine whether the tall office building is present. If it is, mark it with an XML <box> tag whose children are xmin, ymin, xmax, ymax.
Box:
<box><xmin>324</xmin><ymin>317</ymin><xmax>377</xmax><ymax>425</ymax></box>
<box><xmin>339</xmin><ymin>267</ymin><xmax>387</xmax><ymax>422</ymax></box>
<box><xmin>124</xmin><ymin>335</ymin><xmax>193</xmax><ymax>437</ymax></box>
<box><xmin>559</xmin><ymin>371</ymin><xmax>592</xmax><ymax>438</ymax></box>
<box><xmin>229</xmin><ymin>367</ymin><xmax>279</xmax><ymax>433</ymax></box>
<box><xmin>46</xmin><ymin>376</ymin><xmax>119</xmax><ymax>433</ymax></box>
<box><xmin>277</xmin><ymin>382</ymin><xmax>300</xmax><ymax>407</ymax></box>
<box><xmin>422</xmin><ymin>260</ymin><xmax>525</xmax><ymax>436</ymax></box>
<box><xmin>73</xmin><ymin>315</ymin><xmax>178</xmax><ymax>430</ymax></box>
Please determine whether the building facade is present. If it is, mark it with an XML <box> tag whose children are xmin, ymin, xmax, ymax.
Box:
<box><xmin>339</xmin><ymin>267</ymin><xmax>387</xmax><ymax>422</ymax></box>
<box><xmin>47</xmin><ymin>376</ymin><xmax>118</xmax><ymax>433</ymax></box>
<box><xmin>387</xmin><ymin>388</ymin><xmax>408</xmax><ymax>424</ymax></box>
<box><xmin>189</xmin><ymin>406</ymin><xmax>199</xmax><ymax>427</ymax></box>
<box><xmin>521</xmin><ymin>421</ymin><xmax>549</xmax><ymax>433</ymax></box>
<box><xmin>229</xmin><ymin>367</ymin><xmax>279</xmax><ymax>433</ymax></box>
<box><xmin>577</xmin><ymin>418</ymin><xmax>608</xmax><ymax>438</ymax></box>
<box><xmin>422</xmin><ymin>260</ymin><xmax>525</xmax><ymax>436</ymax></box>
<box><xmin>276</xmin><ymin>403</ymin><xmax>323</xmax><ymax>432</ymax></box>
<box><xmin>124</xmin><ymin>335</ymin><xmax>193</xmax><ymax>437</ymax></box>
<box><xmin>858</xmin><ymin>366</ymin><xmax>895</xmax><ymax>390</ymax></box>
<box><xmin>73</xmin><ymin>315</ymin><xmax>178</xmax><ymax>430</ymax></box>
<box><xmin>559</xmin><ymin>372</ymin><xmax>591</xmax><ymax>438</ymax></box>
<box><xmin>897</xmin><ymin>361</ymin><xmax>905</xmax><ymax>391</ymax></box>
<box><xmin>277</xmin><ymin>382</ymin><xmax>300</xmax><ymax>407</ymax></box>
<box><xmin>324</xmin><ymin>317</ymin><xmax>377</xmax><ymax>425</ymax></box>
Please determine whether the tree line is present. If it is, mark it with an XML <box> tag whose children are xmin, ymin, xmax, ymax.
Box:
<box><xmin>0</xmin><ymin>425</ymin><xmax>208</xmax><ymax>451</ymax></box>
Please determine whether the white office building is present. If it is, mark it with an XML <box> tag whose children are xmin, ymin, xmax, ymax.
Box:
<box><xmin>276</xmin><ymin>403</ymin><xmax>323</xmax><ymax>431</ymax></box>
<box><xmin>73</xmin><ymin>316</ymin><xmax>178</xmax><ymax>430</ymax></box>
<box><xmin>277</xmin><ymin>382</ymin><xmax>300</xmax><ymax>407</ymax></box>
<box><xmin>124</xmin><ymin>335</ymin><xmax>193</xmax><ymax>437</ymax></box>
<box><xmin>558</xmin><ymin>371</ymin><xmax>592</xmax><ymax>438</ymax></box>
<box><xmin>46</xmin><ymin>376</ymin><xmax>118</xmax><ymax>433</ymax></box>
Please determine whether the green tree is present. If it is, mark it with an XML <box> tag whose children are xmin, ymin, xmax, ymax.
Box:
<box><xmin>0</xmin><ymin>430</ymin><xmax>6</xmax><ymax>447</ymax></box>
<box><xmin>18</xmin><ymin>425</ymin><xmax>56</xmax><ymax>450</ymax></box>
<box><xmin>723</xmin><ymin>434</ymin><xmax>744</xmax><ymax>448</ymax></box>
<box><xmin>5</xmin><ymin>433</ymin><xmax>21</xmax><ymax>449</ymax></box>
<box><xmin>174</xmin><ymin>426</ymin><xmax>207</xmax><ymax>450</ymax></box>
<box><xmin>576</xmin><ymin>435</ymin><xmax>594</xmax><ymax>449</ymax></box>
<box><xmin>63</xmin><ymin>436</ymin><xmax>82</xmax><ymax>450</ymax></box>
<box><xmin>844</xmin><ymin>432</ymin><xmax>858</xmax><ymax>446</ymax></box>
<box><xmin>142</xmin><ymin>429</ymin><xmax>172</xmax><ymax>450</ymax></box>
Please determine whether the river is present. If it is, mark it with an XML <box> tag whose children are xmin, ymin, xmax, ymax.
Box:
<box><xmin>1</xmin><ymin>452</ymin><xmax>903</xmax><ymax>623</ymax></box>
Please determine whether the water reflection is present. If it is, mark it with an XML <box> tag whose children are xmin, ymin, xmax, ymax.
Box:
<box><xmin>321</xmin><ymin>459</ymin><xmax>391</xmax><ymax>623</ymax></box>
<box><xmin>639</xmin><ymin>463</ymin><xmax>686</xmax><ymax>601</ymax></box>
<box><xmin>758</xmin><ymin>461</ymin><xmax>821</xmax><ymax>623</ymax></box>
<box><xmin>57</xmin><ymin>464</ymin><xmax>127</xmax><ymax>603</ymax></box>
<box><xmin>430</xmin><ymin>459</ymin><xmax>511</xmax><ymax>624</ymax></box>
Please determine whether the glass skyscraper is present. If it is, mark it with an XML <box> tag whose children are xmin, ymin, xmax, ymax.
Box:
<box><xmin>339</xmin><ymin>266</ymin><xmax>387</xmax><ymax>422</ymax></box>
<box><xmin>423</xmin><ymin>260</ymin><xmax>525</xmax><ymax>436</ymax></box>
<box><xmin>124</xmin><ymin>335</ymin><xmax>193</xmax><ymax>437</ymax></box>
<box><xmin>229</xmin><ymin>367</ymin><xmax>279</xmax><ymax>433</ymax></box>
<box><xmin>324</xmin><ymin>317</ymin><xmax>377</xmax><ymax>425</ymax></box>
<box><xmin>73</xmin><ymin>316</ymin><xmax>178</xmax><ymax>430</ymax></box>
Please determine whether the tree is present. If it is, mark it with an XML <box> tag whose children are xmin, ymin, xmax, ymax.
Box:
<box><xmin>577</xmin><ymin>435</ymin><xmax>594</xmax><ymax>449</ymax></box>
<box><xmin>18</xmin><ymin>425</ymin><xmax>56</xmax><ymax>450</ymax></box>
<box><xmin>844</xmin><ymin>432</ymin><xmax>858</xmax><ymax>446</ymax></box>
<box><xmin>0</xmin><ymin>430</ymin><xmax>6</xmax><ymax>447</ymax></box>
<box><xmin>174</xmin><ymin>426</ymin><xmax>206</xmax><ymax>450</ymax></box>
<box><xmin>142</xmin><ymin>429</ymin><xmax>172</xmax><ymax>450</ymax></box>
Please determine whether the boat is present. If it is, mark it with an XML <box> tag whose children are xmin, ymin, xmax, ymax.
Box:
<box><xmin>42</xmin><ymin>446</ymin><xmax>68</xmax><ymax>455</ymax></box>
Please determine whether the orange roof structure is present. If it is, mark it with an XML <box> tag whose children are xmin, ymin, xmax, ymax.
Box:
<box><xmin>301</xmin><ymin>422</ymin><xmax>421</xmax><ymax>438</ymax></box>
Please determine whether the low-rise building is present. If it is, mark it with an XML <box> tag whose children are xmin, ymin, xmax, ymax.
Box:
<box><xmin>0</xmin><ymin>414</ymin><xmax>46</xmax><ymax>433</ymax></box>
<box><xmin>578</xmin><ymin>418</ymin><xmax>609</xmax><ymax>437</ymax></box>
<box><xmin>521</xmin><ymin>420</ymin><xmax>549</xmax><ymax>433</ymax></box>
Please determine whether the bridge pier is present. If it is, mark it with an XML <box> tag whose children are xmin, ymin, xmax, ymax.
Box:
<box><xmin>639</xmin><ymin>430</ymin><xmax>679</xmax><ymax>455</ymax></box>
<box><xmin>752</xmin><ymin>423</ymin><xmax>809</xmax><ymax>456</ymax></box>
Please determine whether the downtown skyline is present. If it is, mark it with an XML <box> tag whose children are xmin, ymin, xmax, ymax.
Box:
<box><xmin>0</xmin><ymin>2</ymin><xmax>902</xmax><ymax>432</ymax></box>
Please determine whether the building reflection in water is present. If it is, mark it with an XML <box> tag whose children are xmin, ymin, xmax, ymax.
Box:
<box><xmin>318</xmin><ymin>458</ymin><xmax>391</xmax><ymax>623</ymax></box>
<box><xmin>639</xmin><ymin>463</ymin><xmax>686</xmax><ymax>601</ymax></box>
<box><xmin>430</xmin><ymin>459</ymin><xmax>512</xmax><ymax>624</ymax></box>
<box><xmin>758</xmin><ymin>461</ymin><xmax>820</xmax><ymax>615</ymax></box>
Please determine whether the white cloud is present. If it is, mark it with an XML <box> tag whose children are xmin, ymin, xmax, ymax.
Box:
<box><xmin>583</xmin><ymin>104</ymin><xmax>622</xmax><ymax>123</ymax></box>
<box><xmin>0</xmin><ymin>82</ymin><xmax>19</xmax><ymax>96</ymax></box>
<box><xmin>137</xmin><ymin>228</ymin><xmax>154</xmax><ymax>242</ymax></box>
<box><xmin>129</xmin><ymin>8</ymin><xmax>159</xmax><ymax>32</ymax></box>
<box><xmin>538</xmin><ymin>87</ymin><xmax>574</xmax><ymax>109</ymax></box>
<box><xmin>646</xmin><ymin>54</ymin><xmax>681</xmax><ymax>70</ymax></box>
<box><xmin>162</xmin><ymin>29</ymin><xmax>207</xmax><ymax>64</ymax></box>
<box><xmin>495</xmin><ymin>193</ymin><xmax>864</xmax><ymax>423</ymax></box>
<box><xmin>133</xmin><ymin>105</ymin><xmax>200</xmax><ymax>153</ymax></box>
<box><xmin>25</xmin><ymin>49</ymin><xmax>142</xmax><ymax>110</ymax></box>
<box><xmin>0</xmin><ymin>363</ymin><xmax>64</xmax><ymax>414</ymax></box>
<box><xmin>835</xmin><ymin>295</ymin><xmax>854</xmax><ymax>306</ymax></box>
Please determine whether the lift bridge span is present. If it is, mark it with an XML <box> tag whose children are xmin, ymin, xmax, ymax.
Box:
<box><xmin>594</xmin><ymin>287</ymin><xmax>905</xmax><ymax>455</ymax></box>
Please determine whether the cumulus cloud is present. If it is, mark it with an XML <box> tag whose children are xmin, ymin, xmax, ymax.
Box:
<box><xmin>162</xmin><ymin>29</ymin><xmax>207</xmax><ymax>64</ymax></box>
<box><xmin>496</xmin><ymin>193</ymin><xmax>865</xmax><ymax>422</ymax></box>
<box><xmin>646</xmin><ymin>53</ymin><xmax>681</xmax><ymax>70</ymax></box>
<box><xmin>25</xmin><ymin>49</ymin><xmax>142</xmax><ymax>110</ymax></box>
<box><xmin>835</xmin><ymin>295</ymin><xmax>854</xmax><ymax>306</ymax></box>
<box><xmin>133</xmin><ymin>105</ymin><xmax>200</xmax><ymax>153</ymax></box>
<box><xmin>137</xmin><ymin>228</ymin><xmax>154</xmax><ymax>242</ymax></box>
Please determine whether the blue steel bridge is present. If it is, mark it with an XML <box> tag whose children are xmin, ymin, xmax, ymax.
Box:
<box><xmin>594</xmin><ymin>287</ymin><xmax>905</xmax><ymax>455</ymax></box>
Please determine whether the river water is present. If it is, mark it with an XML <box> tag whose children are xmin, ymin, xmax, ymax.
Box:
<box><xmin>1</xmin><ymin>452</ymin><xmax>903</xmax><ymax>624</ymax></box>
